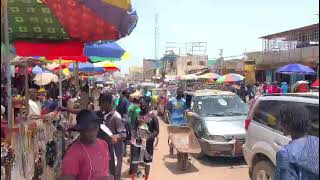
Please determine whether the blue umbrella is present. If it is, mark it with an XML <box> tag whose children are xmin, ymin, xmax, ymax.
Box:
<box><xmin>32</xmin><ymin>65</ymin><xmax>51</xmax><ymax>74</ymax></box>
<box><xmin>68</xmin><ymin>63</ymin><xmax>105</xmax><ymax>73</ymax></box>
<box><xmin>84</xmin><ymin>42</ymin><xmax>125</xmax><ymax>62</ymax></box>
<box><xmin>276</xmin><ymin>63</ymin><xmax>316</xmax><ymax>75</ymax></box>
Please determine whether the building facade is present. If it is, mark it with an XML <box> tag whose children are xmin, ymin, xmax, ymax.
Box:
<box><xmin>246</xmin><ymin>23</ymin><xmax>319</xmax><ymax>83</ymax></box>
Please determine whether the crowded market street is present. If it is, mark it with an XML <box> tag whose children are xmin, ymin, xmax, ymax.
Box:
<box><xmin>1</xmin><ymin>0</ymin><xmax>319</xmax><ymax>180</ymax></box>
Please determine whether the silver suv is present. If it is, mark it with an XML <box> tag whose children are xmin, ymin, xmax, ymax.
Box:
<box><xmin>243</xmin><ymin>93</ymin><xmax>319</xmax><ymax>180</ymax></box>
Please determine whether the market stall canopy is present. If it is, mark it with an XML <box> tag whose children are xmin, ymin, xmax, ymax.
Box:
<box><xmin>6</xmin><ymin>0</ymin><xmax>137</xmax><ymax>42</ymax></box>
<box><xmin>216</xmin><ymin>73</ymin><xmax>245</xmax><ymax>83</ymax></box>
<box><xmin>14</xmin><ymin>41</ymin><xmax>84</xmax><ymax>57</ymax></box>
<box><xmin>79</xmin><ymin>0</ymin><xmax>138</xmax><ymax>37</ymax></box>
<box><xmin>85</xmin><ymin>42</ymin><xmax>125</xmax><ymax>61</ymax></box>
<box><xmin>181</xmin><ymin>74</ymin><xmax>198</xmax><ymax>81</ymax></box>
<box><xmin>32</xmin><ymin>65</ymin><xmax>47</xmax><ymax>74</ymax></box>
<box><xmin>276</xmin><ymin>63</ymin><xmax>316</xmax><ymax>75</ymax></box>
<box><xmin>10</xmin><ymin>56</ymin><xmax>45</xmax><ymax>66</ymax></box>
<box><xmin>198</xmin><ymin>73</ymin><xmax>221</xmax><ymax>80</ymax></box>
<box><xmin>68</xmin><ymin>62</ymin><xmax>105</xmax><ymax>73</ymax></box>
<box><xmin>34</xmin><ymin>72</ymin><xmax>59</xmax><ymax>86</ymax></box>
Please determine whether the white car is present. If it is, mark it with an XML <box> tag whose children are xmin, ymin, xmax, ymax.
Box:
<box><xmin>243</xmin><ymin>93</ymin><xmax>319</xmax><ymax>180</ymax></box>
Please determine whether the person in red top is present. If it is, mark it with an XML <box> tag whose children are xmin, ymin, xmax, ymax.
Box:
<box><xmin>60</xmin><ymin>110</ymin><xmax>112</xmax><ymax>180</ymax></box>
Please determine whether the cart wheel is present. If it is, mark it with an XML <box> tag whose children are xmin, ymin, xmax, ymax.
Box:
<box><xmin>178</xmin><ymin>153</ymin><xmax>188</xmax><ymax>171</ymax></box>
<box><xmin>168</xmin><ymin>137</ymin><xmax>174</xmax><ymax>155</ymax></box>
<box><xmin>169</xmin><ymin>146</ymin><xmax>174</xmax><ymax>155</ymax></box>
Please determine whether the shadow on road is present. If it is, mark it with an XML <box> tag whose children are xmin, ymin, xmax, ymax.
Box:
<box><xmin>196</xmin><ymin>156</ymin><xmax>248</xmax><ymax>168</ymax></box>
<box><xmin>162</xmin><ymin>155</ymin><xmax>199</xmax><ymax>175</ymax></box>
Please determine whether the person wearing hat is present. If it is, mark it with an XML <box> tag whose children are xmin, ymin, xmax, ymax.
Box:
<box><xmin>60</xmin><ymin>110</ymin><xmax>112</xmax><ymax>180</ymax></box>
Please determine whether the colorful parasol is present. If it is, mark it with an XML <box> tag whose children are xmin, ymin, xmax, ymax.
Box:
<box><xmin>276</xmin><ymin>63</ymin><xmax>316</xmax><ymax>75</ymax></box>
<box><xmin>79</xmin><ymin>0</ymin><xmax>138</xmax><ymax>37</ymax></box>
<box><xmin>14</xmin><ymin>41</ymin><xmax>84</xmax><ymax>57</ymax></box>
<box><xmin>85</xmin><ymin>42</ymin><xmax>125</xmax><ymax>62</ymax></box>
<box><xmin>181</xmin><ymin>74</ymin><xmax>198</xmax><ymax>81</ymax></box>
<box><xmin>216</xmin><ymin>73</ymin><xmax>245</xmax><ymax>83</ymax></box>
<box><xmin>6</xmin><ymin>0</ymin><xmax>136</xmax><ymax>42</ymax></box>
<box><xmin>68</xmin><ymin>62</ymin><xmax>105</xmax><ymax>73</ymax></box>
<box><xmin>34</xmin><ymin>72</ymin><xmax>59</xmax><ymax>86</ymax></box>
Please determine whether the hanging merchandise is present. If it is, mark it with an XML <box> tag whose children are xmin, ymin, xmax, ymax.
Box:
<box><xmin>1</xmin><ymin>138</ymin><xmax>15</xmax><ymax>168</ymax></box>
<box><xmin>33</xmin><ymin>148</ymin><xmax>44</xmax><ymax>180</ymax></box>
<box><xmin>45</xmin><ymin>140</ymin><xmax>57</xmax><ymax>168</ymax></box>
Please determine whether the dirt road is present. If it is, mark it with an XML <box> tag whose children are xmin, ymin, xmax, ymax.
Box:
<box><xmin>122</xmin><ymin>115</ymin><xmax>249</xmax><ymax>180</ymax></box>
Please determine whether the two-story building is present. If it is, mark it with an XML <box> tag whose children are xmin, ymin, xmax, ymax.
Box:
<box><xmin>246</xmin><ymin>23</ymin><xmax>319</xmax><ymax>83</ymax></box>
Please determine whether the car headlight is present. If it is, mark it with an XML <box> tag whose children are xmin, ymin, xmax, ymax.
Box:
<box><xmin>202</xmin><ymin>133</ymin><xmax>227</xmax><ymax>142</ymax></box>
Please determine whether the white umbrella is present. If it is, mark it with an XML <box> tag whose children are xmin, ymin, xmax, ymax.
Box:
<box><xmin>181</xmin><ymin>74</ymin><xmax>198</xmax><ymax>81</ymax></box>
<box><xmin>296</xmin><ymin>80</ymin><xmax>309</xmax><ymax>85</ymax></box>
<box><xmin>34</xmin><ymin>72</ymin><xmax>59</xmax><ymax>86</ymax></box>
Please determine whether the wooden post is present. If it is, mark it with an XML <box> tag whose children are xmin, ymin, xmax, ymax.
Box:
<box><xmin>25</xmin><ymin>62</ymin><xmax>29</xmax><ymax>122</ymax></box>
<box><xmin>59</xmin><ymin>57</ymin><xmax>63</xmax><ymax>106</ymax></box>
<box><xmin>3</xmin><ymin>0</ymin><xmax>12</xmax><ymax>129</ymax></box>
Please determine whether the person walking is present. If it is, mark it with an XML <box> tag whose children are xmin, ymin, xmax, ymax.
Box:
<box><xmin>167</xmin><ymin>86</ymin><xmax>187</xmax><ymax>126</ymax></box>
<box><xmin>131</xmin><ymin>97</ymin><xmax>159</xmax><ymax>180</ymax></box>
<box><xmin>275</xmin><ymin>103</ymin><xmax>319</xmax><ymax>180</ymax></box>
<box><xmin>60</xmin><ymin>110</ymin><xmax>112</xmax><ymax>180</ymax></box>
<box><xmin>98</xmin><ymin>92</ymin><xmax>127</xmax><ymax>180</ymax></box>
<box><xmin>280</xmin><ymin>82</ymin><xmax>288</xmax><ymax>94</ymax></box>
<box><xmin>239</xmin><ymin>83</ymin><xmax>247</xmax><ymax>102</ymax></box>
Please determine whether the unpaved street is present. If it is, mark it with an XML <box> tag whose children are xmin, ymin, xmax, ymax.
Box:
<box><xmin>122</xmin><ymin>115</ymin><xmax>249</xmax><ymax>180</ymax></box>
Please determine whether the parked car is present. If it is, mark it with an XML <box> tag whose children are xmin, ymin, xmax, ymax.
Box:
<box><xmin>243</xmin><ymin>93</ymin><xmax>319</xmax><ymax>180</ymax></box>
<box><xmin>184</xmin><ymin>89</ymin><xmax>248</xmax><ymax>158</ymax></box>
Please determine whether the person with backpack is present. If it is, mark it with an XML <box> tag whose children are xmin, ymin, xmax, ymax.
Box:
<box><xmin>276</xmin><ymin>103</ymin><xmax>319</xmax><ymax>180</ymax></box>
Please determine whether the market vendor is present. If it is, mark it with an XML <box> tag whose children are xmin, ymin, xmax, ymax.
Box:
<box><xmin>28</xmin><ymin>88</ymin><xmax>42</xmax><ymax>119</ymax></box>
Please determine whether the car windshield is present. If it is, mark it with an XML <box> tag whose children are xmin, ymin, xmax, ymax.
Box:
<box><xmin>195</xmin><ymin>95</ymin><xmax>248</xmax><ymax>117</ymax></box>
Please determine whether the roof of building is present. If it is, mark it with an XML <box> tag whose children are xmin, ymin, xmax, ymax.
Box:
<box><xmin>259</xmin><ymin>23</ymin><xmax>319</xmax><ymax>40</ymax></box>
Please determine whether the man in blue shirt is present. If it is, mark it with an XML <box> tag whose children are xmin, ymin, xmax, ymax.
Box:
<box><xmin>167</xmin><ymin>87</ymin><xmax>187</xmax><ymax>126</ymax></box>
<box><xmin>275</xmin><ymin>103</ymin><xmax>319</xmax><ymax>180</ymax></box>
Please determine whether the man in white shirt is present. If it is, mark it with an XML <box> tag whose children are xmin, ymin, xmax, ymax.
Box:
<box><xmin>28</xmin><ymin>88</ymin><xmax>41</xmax><ymax>119</ymax></box>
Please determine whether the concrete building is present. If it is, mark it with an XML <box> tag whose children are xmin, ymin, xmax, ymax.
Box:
<box><xmin>128</xmin><ymin>66</ymin><xmax>144</xmax><ymax>81</ymax></box>
<box><xmin>246</xmin><ymin>23</ymin><xmax>319</xmax><ymax>83</ymax></box>
<box><xmin>162</xmin><ymin>53</ymin><xmax>208</xmax><ymax>75</ymax></box>
<box><xmin>142</xmin><ymin>58</ymin><xmax>162</xmax><ymax>80</ymax></box>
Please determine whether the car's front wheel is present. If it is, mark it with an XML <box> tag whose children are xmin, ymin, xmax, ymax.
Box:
<box><xmin>252</xmin><ymin>160</ymin><xmax>275</xmax><ymax>180</ymax></box>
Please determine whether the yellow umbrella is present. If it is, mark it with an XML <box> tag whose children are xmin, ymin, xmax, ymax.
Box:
<box><xmin>102</xmin><ymin>0</ymin><xmax>131</xmax><ymax>10</ymax></box>
<box><xmin>121</xmin><ymin>52</ymin><xmax>131</xmax><ymax>61</ymax></box>
<box><xmin>93</xmin><ymin>61</ymin><xmax>118</xmax><ymax>68</ymax></box>
<box><xmin>63</xmin><ymin>68</ymin><xmax>71</xmax><ymax>76</ymax></box>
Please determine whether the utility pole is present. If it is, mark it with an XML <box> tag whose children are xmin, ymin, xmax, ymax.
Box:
<box><xmin>154</xmin><ymin>13</ymin><xmax>159</xmax><ymax>60</ymax></box>
<box><xmin>218</xmin><ymin>49</ymin><xmax>223</xmax><ymax>75</ymax></box>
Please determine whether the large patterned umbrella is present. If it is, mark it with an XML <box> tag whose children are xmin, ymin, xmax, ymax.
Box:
<box><xmin>5</xmin><ymin>0</ymin><xmax>136</xmax><ymax>42</ymax></box>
